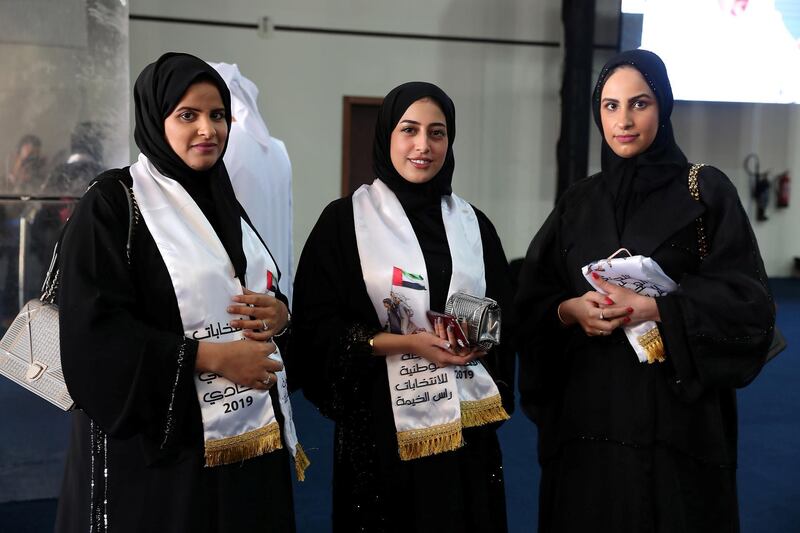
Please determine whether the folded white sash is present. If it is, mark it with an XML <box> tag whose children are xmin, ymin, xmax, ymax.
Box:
<box><xmin>582</xmin><ymin>250</ymin><xmax>677</xmax><ymax>364</ymax></box>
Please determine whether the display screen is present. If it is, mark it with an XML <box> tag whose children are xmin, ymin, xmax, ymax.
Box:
<box><xmin>619</xmin><ymin>0</ymin><xmax>800</xmax><ymax>104</ymax></box>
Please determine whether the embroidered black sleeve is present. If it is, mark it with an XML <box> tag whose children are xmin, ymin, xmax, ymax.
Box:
<box><xmin>160</xmin><ymin>337</ymin><xmax>196</xmax><ymax>449</ymax></box>
<box><xmin>343</xmin><ymin>322</ymin><xmax>381</xmax><ymax>357</ymax></box>
<box><xmin>322</xmin><ymin>322</ymin><xmax>382</xmax><ymax>421</ymax></box>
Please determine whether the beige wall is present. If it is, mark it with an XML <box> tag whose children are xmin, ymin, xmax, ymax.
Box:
<box><xmin>129</xmin><ymin>0</ymin><xmax>800</xmax><ymax>277</ymax></box>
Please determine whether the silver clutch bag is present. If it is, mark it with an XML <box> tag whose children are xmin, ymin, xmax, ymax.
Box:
<box><xmin>444</xmin><ymin>292</ymin><xmax>501</xmax><ymax>350</ymax></box>
<box><xmin>0</xmin><ymin>298</ymin><xmax>73</xmax><ymax>410</ymax></box>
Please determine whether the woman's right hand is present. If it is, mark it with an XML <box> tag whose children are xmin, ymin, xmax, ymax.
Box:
<box><xmin>196</xmin><ymin>339</ymin><xmax>283</xmax><ymax>391</ymax></box>
<box><xmin>558</xmin><ymin>292</ymin><xmax>632</xmax><ymax>337</ymax></box>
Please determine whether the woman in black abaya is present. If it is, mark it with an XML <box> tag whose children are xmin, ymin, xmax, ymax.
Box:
<box><xmin>55</xmin><ymin>53</ymin><xmax>299</xmax><ymax>533</ymax></box>
<box><xmin>292</xmin><ymin>82</ymin><xmax>515</xmax><ymax>532</ymax></box>
<box><xmin>516</xmin><ymin>49</ymin><xmax>774</xmax><ymax>532</ymax></box>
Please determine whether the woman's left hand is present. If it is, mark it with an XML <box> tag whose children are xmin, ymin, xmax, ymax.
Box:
<box><xmin>433</xmin><ymin>316</ymin><xmax>488</xmax><ymax>361</ymax></box>
<box><xmin>591</xmin><ymin>272</ymin><xmax>661</xmax><ymax>325</ymax></box>
<box><xmin>227</xmin><ymin>288</ymin><xmax>290</xmax><ymax>340</ymax></box>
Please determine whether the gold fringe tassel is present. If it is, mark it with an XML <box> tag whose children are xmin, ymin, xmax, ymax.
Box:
<box><xmin>638</xmin><ymin>327</ymin><xmax>666</xmax><ymax>364</ymax></box>
<box><xmin>293</xmin><ymin>443</ymin><xmax>311</xmax><ymax>482</ymax></box>
<box><xmin>460</xmin><ymin>395</ymin><xmax>510</xmax><ymax>428</ymax></box>
<box><xmin>396</xmin><ymin>420</ymin><xmax>463</xmax><ymax>461</ymax></box>
<box><xmin>204</xmin><ymin>421</ymin><xmax>282</xmax><ymax>467</ymax></box>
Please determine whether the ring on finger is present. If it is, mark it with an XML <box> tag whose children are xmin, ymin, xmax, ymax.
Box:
<box><xmin>261</xmin><ymin>319</ymin><xmax>269</xmax><ymax>330</ymax></box>
<box><xmin>263</xmin><ymin>373</ymin><xmax>272</xmax><ymax>386</ymax></box>
<box><xmin>599</xmin><ymin>309</ymin><xmax>605</xmax><ymax>320</ymax></box>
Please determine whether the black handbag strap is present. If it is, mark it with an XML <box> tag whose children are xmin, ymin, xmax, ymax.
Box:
<box><xmin>41</xmin><ymin>179</ymin><xmax>138</xmax><ymax>303</ymax></box>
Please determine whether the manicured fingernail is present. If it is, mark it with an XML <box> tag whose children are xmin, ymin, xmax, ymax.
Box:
<box><xmin>227</xmin><ymin>306</ymin><xmax>235</xmax><ymax>312</ymax></box>
<box><xmin>443</xmin><ymin>342</ymin><xmax>451</xmax><ymax>350</ymax></box>
<box><xmin>591</xmin><ymin>272</ymin><xmax>599</xmax><ymax>279</ymax></box>
<box><xmin>624</xmin><ymin>316</ymin><xmax>631</xmax><ymax>323</ymax></box>
<box><xmin>605</xmin><ymin>298</ymin><xmax>614</xmax><ymax>305</ymax></box>
<box><xmin>627</xmin><ymin>307</ymin><xmax>634</xmax><ymax>313</ymax></box>
<box><xmin>447</xmin><ymin>324</ymin><xmax>453</xmax><ymax>331</ymax></box>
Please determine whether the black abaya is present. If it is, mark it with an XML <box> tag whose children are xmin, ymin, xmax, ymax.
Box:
<box><xmin>516</xmin><ymin>165</ymin><xmax>773</xmax><ymax>533</ymax></box>
<box><xmin>516</xmin><ymin>50</ymin><xmax>773</xmax><ymax>533</ymax></box>
<box><xmin>54</xmin><ymin>172</ymin><xmax>295</xmax><ymax>533</ymax></box>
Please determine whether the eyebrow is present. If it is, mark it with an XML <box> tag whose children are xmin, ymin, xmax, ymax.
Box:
<box><xmin>601</xmin><ymin>93</ymin><xmax>654</xmax><ymax>103</ymax></box>
<box><xmin>398</xmin><ymin>119</ymin><xmax>447</xmax><ymax>128</ymax></box>
<box><xmin>173</xmin><ymin>106</ymin><xmax>226</xmax><ymax>113</ymax></box>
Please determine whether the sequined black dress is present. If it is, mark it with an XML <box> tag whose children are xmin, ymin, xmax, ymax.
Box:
<box><xmin>292</xmin><ymin>196</ymin><xmax>515</xmax><ymax>533</ymax></box>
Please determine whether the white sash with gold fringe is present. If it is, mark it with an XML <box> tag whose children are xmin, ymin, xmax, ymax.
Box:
<box><xmin>353</xmin><ymin>179</ymin><xmax>507</xmax><ymax>460</ymax></box>
<box><xmin>130</xmin><ymin>154</ymin><xmax>308</xmax><ymax>477</ymax></box>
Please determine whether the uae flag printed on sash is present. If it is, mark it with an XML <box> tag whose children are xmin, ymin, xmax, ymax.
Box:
<box><xmin>392</xmin><ymin>267</ymin><xmax>426</xmax><ymax>290</ymax></box>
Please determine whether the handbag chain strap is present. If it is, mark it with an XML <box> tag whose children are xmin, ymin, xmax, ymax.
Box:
<box><xmin>688</xmin><ymin>163</ymin><xmax>708</xmax><ymax>259</ymax></box>
<box><xmin>40</xmin><ymin>179</ymin><xmax>138</xmax><ymax>304</ymax></box>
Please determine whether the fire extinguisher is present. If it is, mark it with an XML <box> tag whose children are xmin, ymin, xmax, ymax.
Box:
<box><xmin>776</xmin><ymin>171</ymin><xmax>790</xmax><ymax>208</ymax></box>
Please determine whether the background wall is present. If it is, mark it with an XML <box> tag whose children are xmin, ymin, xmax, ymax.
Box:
<box><xmin>128</xmin><ymin>0</ymin><xmax>799</xmax><ymax>276</ymax></box>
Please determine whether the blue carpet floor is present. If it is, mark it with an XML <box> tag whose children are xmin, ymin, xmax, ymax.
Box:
<box><xmin>1</xmin><ymin>280</ymin><xmax>798</xmax><ymax>532</ymax></box>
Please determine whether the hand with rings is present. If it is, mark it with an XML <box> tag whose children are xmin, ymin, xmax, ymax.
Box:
<box><xmin>556</xmin><ymin>290</ymin><xmax>634</xmax><ymax>337</ymax></box>
<box><xmin>589</xmin><ymin>272</ymin><xmax>662</xmax><ymax>327</ymax></box>
<box><xmin>195</xmin><ymin>338</ymin><xmax>282</xmax><ymax>391</ymax></box>
<box><xmin>227</xmin><ymin>288</ymin><xmax>290</xmax><ymax>341</ymax></box>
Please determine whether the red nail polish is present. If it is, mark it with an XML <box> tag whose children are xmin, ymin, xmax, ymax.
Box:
<box><xmin>624</xmin><ymin>316</ymin><xmax>631</xmax><ymax>323</ymax></box>
<box><xmin>605</xmin><ymin>298</ymin><xmax>614</xmax><ymax>305</ymax></box>
<box><xmin>591</xmin><ymin>272</ymin><xmax>599</xmax><ymax>279</ymax></box>
<box><xmin>627</xmin><ymin>307</ymin><xmax>634</xmax><ymax>313</ymax></box>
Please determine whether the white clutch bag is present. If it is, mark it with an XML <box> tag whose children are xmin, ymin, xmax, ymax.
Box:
<box><xmin>0</xmin><ymin>297</ymin><xmax>74</xmax><ymax>410</ymax></box>
<box><xmin>582</xmin><ymin>248</ymin><xmax>677</xmax><ymax>363</ymax></box>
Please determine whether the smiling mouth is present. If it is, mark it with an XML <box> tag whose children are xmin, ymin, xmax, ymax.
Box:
<box><xmin>192</xmin><ymin>143</ymin><xmax>218</xmax><ymax>153</ymax></box>
<box><xmin>409</xmin><ymin>158</ymin><xmax>432</xmax><ymax>167</ymax></box>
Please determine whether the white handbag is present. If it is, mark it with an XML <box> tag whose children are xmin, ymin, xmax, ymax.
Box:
<box><xmin>0</xmin><ymin>180</ymin><xmax>137</xmax><ymax>410</ymax></box>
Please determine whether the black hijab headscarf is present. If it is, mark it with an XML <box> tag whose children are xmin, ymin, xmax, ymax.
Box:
<box><xmin>372</xmin><ymin>81</ymin><xmax>456</xmax><ymax>211</ymax></box>
<box><xmin>372</xmin><ymin>81</ymin><xmax>457</xmax><ymax>312</ymax></box>
<box><xmin>592</xmin><ymin>49</ymin><xmax>688</xmax><ymax>232</ymax></box>
<box><xmin>133</xmin><ymin>52</ymin><xmax>246</xmax><ymax>281</ymax></box>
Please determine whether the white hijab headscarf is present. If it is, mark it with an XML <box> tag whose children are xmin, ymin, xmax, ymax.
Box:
<box><xmin>208</xmin><ymin>61</ymin><xmax>294</xmax><ymax>301</ymax></box>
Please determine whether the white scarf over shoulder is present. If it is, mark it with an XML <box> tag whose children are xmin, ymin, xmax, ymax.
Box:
<box><xmin>353</xmin><ymin>179</ymin><xmax>508</xmax><ymax>460</ymax></box>
<box><xmin>130</xmin><ymin>153</ymin><xmax>308</xmax><ymax>477</ymax></box>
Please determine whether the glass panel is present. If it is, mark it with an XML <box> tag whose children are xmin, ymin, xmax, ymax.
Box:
<box><xmin>0</xmin><ymin>0</ymin><xmax>128</xmax><ymax>503</ymax></box>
